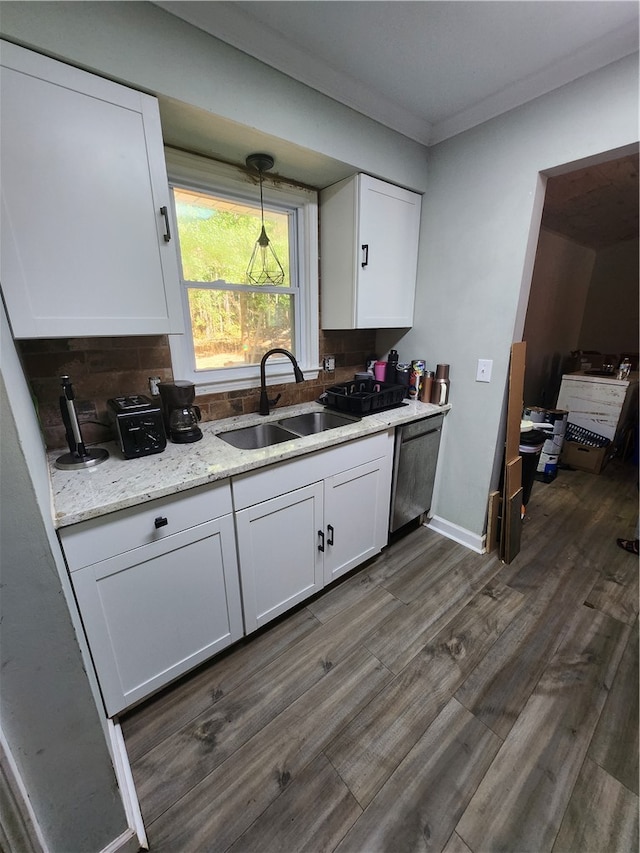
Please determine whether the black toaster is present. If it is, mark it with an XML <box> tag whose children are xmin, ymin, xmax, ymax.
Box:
<box><xmin>107</xmin><ymin>395</ymin><xmax>166</xmax><ymax>459</ymax></box>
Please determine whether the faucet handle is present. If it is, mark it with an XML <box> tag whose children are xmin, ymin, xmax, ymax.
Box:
<box><xmin>269</xmin><ymin>393</ymin><xmax>282</xmax><ymax>408</ymax></box>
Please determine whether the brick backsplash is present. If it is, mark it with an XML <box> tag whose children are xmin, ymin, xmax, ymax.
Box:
<box><xmin>18</xmin><ymin>329</ymin><xmax>376</xmax><ymax>450</ymax></box>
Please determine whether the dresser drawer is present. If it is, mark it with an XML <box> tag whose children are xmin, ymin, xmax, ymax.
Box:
<box><xmin>60</xmin><ymin>479</ymin><xmax>232</xmax><ymax>570</ymax></box>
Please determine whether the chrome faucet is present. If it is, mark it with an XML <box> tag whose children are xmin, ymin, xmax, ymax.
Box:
<box><xmin>259</xmin><ymin>348</ymin><xmax>304</xmax><ymax>415</ymax></box>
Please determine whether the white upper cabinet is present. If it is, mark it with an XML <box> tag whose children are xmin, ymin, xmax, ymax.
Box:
<box><xmin>0</xmin><ymin>41</ymin><xmax>183</xmax><ymax>338</ymax></box>
<box><xmin>320</xmin><ymin>174</ymin><xmax>422</xmax><ymax>329</ymax></box>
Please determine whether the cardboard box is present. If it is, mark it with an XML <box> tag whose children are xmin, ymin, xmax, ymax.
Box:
<box><xmin>561</xmin><ymin>441</ymin><xmax>611</xmax><ymax>474</ymax></box>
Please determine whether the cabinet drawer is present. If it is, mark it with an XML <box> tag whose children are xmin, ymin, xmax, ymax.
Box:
<box><xmin>60</xmin><ymin>480</ymin><xmax>232</xmax><ymax>569</ymax></box>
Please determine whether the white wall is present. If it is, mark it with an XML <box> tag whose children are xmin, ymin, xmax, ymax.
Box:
<box><xmin>579</xmin><ymin>237</ymin><xmax>640</xmax><ymax>355</ymax></box>
<box><xmin>380</xmin><ymin>54</ymin><xmax>638</xmax><ymax>541</ymax></box>
<box><xmin>522</xmin><ymin>229</ymin><xmax>596</xmax><ymax>407</ymax></box>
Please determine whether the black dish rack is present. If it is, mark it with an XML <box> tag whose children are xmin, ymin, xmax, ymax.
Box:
<box><xmin>321</xmin><ymin>378</ymin><xmax>407</xmax><ymax>415</ymax></box>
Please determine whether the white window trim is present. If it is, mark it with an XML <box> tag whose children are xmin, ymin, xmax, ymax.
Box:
<box><xmin>164</xmin><ymin>147</ymin><xmax>319</xmax><ymax>394</ymax></box>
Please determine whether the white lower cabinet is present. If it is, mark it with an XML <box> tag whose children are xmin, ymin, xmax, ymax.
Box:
<box><xmin>60</xmin><ymin>482</ymin><xmax>242</xmax><ymax>717</ymax></box>
<box><xmin>323</xmin><ymin>456</ymin><xmax>390</xmax><ymax>585</ymax></box>
<box><xmin>234</xmin><ymin>482</ymin><xmax>324</xmax><ymax>631</ymax></box>
<box><xmin>58</xmin><ymin>432</ymin><xmax>394</xmax><ymax>713</ymax></box>
<box><xmin>233</xmin><ymin>431</ymin><xmax>393</xmax><ymax>632</ymax></box>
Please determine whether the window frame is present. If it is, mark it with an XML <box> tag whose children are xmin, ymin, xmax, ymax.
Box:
<box><xmin>165</xmin><ymin>148</ymin><xmax>319</xmax><ymax>394</ymax></box>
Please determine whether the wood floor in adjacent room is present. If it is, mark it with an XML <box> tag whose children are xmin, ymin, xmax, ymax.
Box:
<box><xmin>121</xmin><ymin>457</ymin><xmax>639</xmax><ymax>853</ymax></box>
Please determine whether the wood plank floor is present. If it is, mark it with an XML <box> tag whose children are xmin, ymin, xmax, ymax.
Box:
<box><xmin>121</xmin><ymin>456</ymin><xmax>639</xmax><ymax>852</ymax></box>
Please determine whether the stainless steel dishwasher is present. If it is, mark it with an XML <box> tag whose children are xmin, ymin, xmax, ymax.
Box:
<box><xmin>389</xmin><ymin>413</ymin><xmax>444</xmax><ymax>533</ymax></box>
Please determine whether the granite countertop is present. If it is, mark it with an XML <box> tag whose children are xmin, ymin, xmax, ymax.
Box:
<box><xmin>49</xmin><ymin>399</ymin><xmax>448</xmax><ymax>528</ymax></box>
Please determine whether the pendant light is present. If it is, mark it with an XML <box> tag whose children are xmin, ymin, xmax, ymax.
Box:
<box><xmin>245</xmin><ymin>153</ymin><xmax>285</xmax><ymax>285</ymax></box>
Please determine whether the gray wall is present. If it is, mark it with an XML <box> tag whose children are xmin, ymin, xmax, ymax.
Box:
<box><xmin>381</xmin><ymin>55</ymin><xmax>638</xmax><ymax>540</ymax></box>
<box><xmin>522</xmin><ymin>229</ymin><xmax>596</xmax><ymax>407</ymax></box>
<box><xmin>522</xmin><ymin>229</ymin><xmax>639</xmax><ymax>409</ymax></box>
<box><xmin>579</xmin><ymin>237</ymin><xmax>640</xmax><ymax>355</ymax></box>
<box><xmin>0</xmin><ymin>303</ymin><xmax>128</xmax><ymax>851</ymax></box>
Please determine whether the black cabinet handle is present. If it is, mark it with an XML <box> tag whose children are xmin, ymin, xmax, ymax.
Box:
<box><xmin>317</xmin><ymin>530</ymin><xmax>325</xmax><ymax>553</ymax></box>
<box><xmin>154</xmin><ymin>516</ymin><xmax>168</xmax><ymax>529</ymax></box>
<box><xmin>160</xmin><ymin>206</ymin><xmax>171</xmax><ymax>243</ymax></box>
<box><xmin>327</xmin><ymin>524</ymin><xmax>334</xmax><ymax>546</ymax></box>
<box><xmin>361</xmin><ymin>244</ymin><xmax>369</xmax><ymax>268</ymax></box>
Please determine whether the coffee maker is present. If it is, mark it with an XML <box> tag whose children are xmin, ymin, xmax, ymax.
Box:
<box><xmin>158</xmin><ymin>381</ymin><xmax>203</xmax><ymax>443</ymax></box>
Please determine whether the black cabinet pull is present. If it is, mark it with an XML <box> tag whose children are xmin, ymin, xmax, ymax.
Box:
<box><xmin>154</xmin><ymin>516</ymin><xmax>168</xmax><ymax>529</ymax></box>
<box><xmin>317</xmin><ymin>530</ymin><xmax>325</xmax><ymax>553</ymax></box>
<box><xmin>361</xmin><ymin>244</ymin><xmax>369</xmax><ymax>268</ymax></box>
<box><xmin>160</xmin><ymin>206</ymin><xmax>171</xmax><ymax>243</ymax></box>
<box><xmin>327</xmin><ymin>524</ymin><xmax>334</xmax><ymax>546</ymax></box>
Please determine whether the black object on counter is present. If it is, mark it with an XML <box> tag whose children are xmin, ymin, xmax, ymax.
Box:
<box><xmin>107</xmin><ymin>395</ymin><xmax>166</xmax><ymax>459</ymax></box>
<box><xmin>322</xmin><ymin>378</ymin><xmax>407</xmax><ymax>415</ymax></box>
<box><xmin>158</xmin><ymin>381</ymin><xmax>203</xmax><ymax>443</ymax></box>
<box><xmin>396</xmin><ymin>363</ymin><xmax>411</xmax><ymax>395</ymax></box>
<box><xmin>55</xmin><ymin>375</ymin><xmax>110</xmax><ymax>470</ymax></box>
<box><xmin>385</xmin><ymin>349</ymin><xmax>399</xmax><ymax>384</ymax></box>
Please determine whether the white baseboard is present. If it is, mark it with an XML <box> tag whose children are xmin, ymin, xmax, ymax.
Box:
<box><xmin>107</xmin><ymin>719</ymin><xmax>148</xmax><ymax>851</ymax></box>
<box><xmin>426</xmin><ymin>515</ymin><xmax>486</xmax><ymax>553</ymax></box>
<box><xmin>100</xmin><ymin>828</ymin><xmax>140</xmax><ymax>853</ymax></box>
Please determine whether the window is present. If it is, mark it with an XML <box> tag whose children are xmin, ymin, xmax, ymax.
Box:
<box><xmin>165</xmin><ymin>149</ymin><xmax>319</xmax><ymax>392</ymax></box>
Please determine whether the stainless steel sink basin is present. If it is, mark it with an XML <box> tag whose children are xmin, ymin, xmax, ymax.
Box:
<box><xmin>217</xmin><ymin>410</ymin><xmax>361</xmax><ymax>449</ymax></box>
<box><xmin>277</xmin><ymin>411</ymin><xmax>360</xmax><ymax>436</ymax></box>
<box><xmin>217</xmin><ymin>422</ymin><xmax>298</xmax><ymax>449</ymax></box>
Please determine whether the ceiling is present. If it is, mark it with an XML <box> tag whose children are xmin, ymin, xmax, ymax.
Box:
<box><xmin>542</xmin><ymin>153</ymin><xmax>639</xmax><ymax>249</ymax></box>
<box><xmin>154</xmin><ymin>1</ymin><xmax>639</xmax><ymax>248</ymax></box>
<box><xmin>156</xmin><ymin>0</ymin><xmax>638</xmax><ymax>146</ymax></box>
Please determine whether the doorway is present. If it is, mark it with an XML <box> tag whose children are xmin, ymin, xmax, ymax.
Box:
<box><xmin>522</xmin><ymin>151</ymin><xmax>639</xmax><ymax>409</ymax></box>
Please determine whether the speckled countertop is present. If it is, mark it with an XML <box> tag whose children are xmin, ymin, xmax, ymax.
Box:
<box><xmin>48</xmin><ymin>399</ymin><xmax>449</xmax><ymax>528</ymax></box>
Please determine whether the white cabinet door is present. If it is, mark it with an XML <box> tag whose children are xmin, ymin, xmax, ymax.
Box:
<box><xmin>323</xmin><ymin>454</ymin><xmax>392</xmax><ymax>586</ymax></box>
<box><xmin>71</xmin><ymin>515</ymin><xmax>242</xmax><ymax>716</ymax></box>
<box><xmin>0</xmin><ymin>40</ymin><xmax>182</xmax><ymax>338</ymax></box>
<box><xmin>235</xmin><ymin>483</ymin><xmax>324</xmax><ymax>633</ymax></box>
<box><xmin>356</xmin><ymin>175</ymin><xmax>422</xmax><ymax>328</ymax></box>
<box><xmin>234</xmin><ymin>435</ymin><xmax>394</xmax><ymax>629</ymax></box>
<box><xmin>320</xmin><ymin>173</ymin><xmax>421</xmax><ymax>329</ymax></box>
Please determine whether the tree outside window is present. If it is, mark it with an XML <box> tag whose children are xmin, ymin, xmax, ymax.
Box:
<box><xmin>173</xmin><ymin>187</ymin><xmax>296</xmax><ymax>370</ymax></box>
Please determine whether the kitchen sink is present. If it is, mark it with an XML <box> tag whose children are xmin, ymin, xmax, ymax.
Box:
<box><xmin>277</xmin><ymin>411</ymin><xmax>360</xmax><ymax>436</ymax></box>
<box><xmin>217</xmin><ymin>422</ymin><xmax>298</xmax><ymax>449</ymax></box>
<box><xmin>217</xmin><ymin>410</ymin><xmax>361</xmax><ymax>449</ymax></box>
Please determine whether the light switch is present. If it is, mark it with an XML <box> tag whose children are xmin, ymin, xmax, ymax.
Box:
<box><xmin>476</xmin><ymin>359</ymin><xmax>493</xmax><ymax>382</ymax></box>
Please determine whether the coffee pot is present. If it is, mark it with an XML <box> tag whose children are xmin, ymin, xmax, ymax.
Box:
<box><xmin>158</xmin><ymin>381</ymin><xmax>203</xmax><ymax>443</ymax></box>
